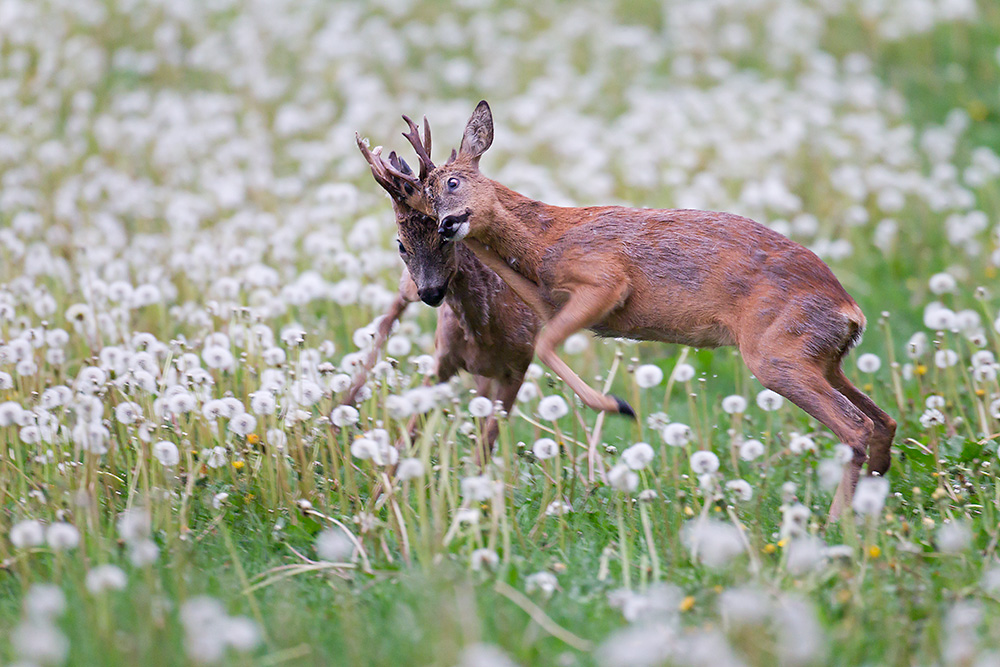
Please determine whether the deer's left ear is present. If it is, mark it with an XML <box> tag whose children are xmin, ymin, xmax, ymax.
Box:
<box><xmin>459</xmin><ymin>100</ymin><xmax>493</xmax><ymax>167</ymax></box>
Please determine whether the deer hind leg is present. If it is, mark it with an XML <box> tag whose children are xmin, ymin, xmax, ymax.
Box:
<box><xmin>742</xmin><ymin>350</ymin><xmax>874</xmax><ymax>519</ymax></box>
<box><xmin>534</xmin><ymin>283</ymin><xmax>635</xmax><ymax>417</ymax></box>
<box><xmin>827</xmin><ymin>367</ymin><xmax>896</xmax><ymax>476</ymax></box>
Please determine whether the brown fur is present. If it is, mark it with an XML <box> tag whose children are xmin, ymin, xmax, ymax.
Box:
<box><xmin>425</xmin><ymin>101</ymin><xmax>896</xmax><ymax>517</ymax></box>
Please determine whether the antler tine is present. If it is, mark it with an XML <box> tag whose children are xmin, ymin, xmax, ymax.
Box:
<box><xmin>401</xmin><ymin>114</ymin><xmax>435</xmax><ymax>179</ymax></box>
<box><xmin>356</xmin><ymin>132</ymin><xmax>393</xmax><ymax>186</ymax></box>
<box><xmin>381</xmin><ymin>151</ymin><xmax>421</xmax><ymax>186</ymax></box>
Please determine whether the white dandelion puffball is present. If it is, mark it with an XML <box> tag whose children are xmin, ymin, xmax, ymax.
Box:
<box><xmin>538</xmin><ymin>395</ymin><xmax>569</xmax><ymax>420</ymax></box>
<box><xmin>756</xmin><ymin>389</ymin><xmax>784</xmax><ymax>411</ymax></box>
<box><xmin>563</xmin><ymin>333</ymin><xmax>589</xmax><ymax>354</ymax></box>
<box><xmin>228</xmin><ymin>413</ymin><xmax>256</xmax><ymax>436</ymax></box>
<box><xmin>857</xmin><ymin>353</ymin><xmax>881</xmax><ymax>373</ymax></box>
<box><xmin>468</xmin><ymin>396</ymin><xmax>494</xmax><ymax>418</ymax></box>
<box><xmin>789</xmin><ymin>434</ymin><xmax>817</xmax><ymax>455</ymax></box>
<box><xmin>607</xmin><ymin>463</ymin><xmax>639</xmax><ymax>493</ymax></box>
<box><xmin>331</xmin><ymin>405</ymin><xmax>359</xmax><ymax>428</ymax></box>
<box><xmin>46</xmin><ymin>523</ymin><xmax>80</xmax><ymax>551</ymax></box>
<box><xmin>739</xmin><ymin>439</ymin><xmax>765</xmax><ymax>461</ymax></box>
<box><xmin>937</xmin><ymin>521</ymin><xmax>972</xmax><ymax>554</ymax></box>
<box><xmin>690</xmin><ymin>450</ymin><xmax>720</xmax><ymax>474</ymax></box>
<box><xmin>525</xmin><ymin>571</ymin><xmax>558</xmax><ymax>598</ymax></box>
<box><xmin>470</xmin><ymin>548</ymin><xmax>500</xmax><ymax>571</ymax></box>
<box><xmin>852</xmin><ymin>476</ymin><xmax>889</xmax><ymax>516</ymax></box>
<box><xmin>919</xmin><ymin>408</ymin><xmax>946</xmax><ymax>429</ymax></box>
<box><xmin>925</xmin><ymin>395</ymin><xmax>945</xmax><ymax>409</ymax></box>
<box><xmin>929</xmin><ymin>272</ymin><xmax>957</xmax><ymax>294</ymax></box>
<box><xmin>622</xmin><ymin>442</ymin><xmax>655</xmax><ymax>470</ymax></box>
<box><xmin>315</xmin><ymin>528</ymin><xmax>354</xmax><ymax>562</ymax></box>
<box><xmin>461</xmin><ymin>475</ymin><xmax>496</xmax><ymax>501</ymax></box>
<box><xmin>662</xmin><ymin>422</ymin><xmax>692</xmax><ymax>447</ymax></box>
<box><xmin>635</xmin><ymin>364</ymin><xmax>664</xmax><ymax>388</ymax></box>
<box><xmin>721</xmin><ymin>395</ymin><xmax>748</xmax><ymax>414</ymax></box>
<box><xmin>10</xmin><ymin>520</ymin><xmax>45</xmax><ymax>548</ymax></box>
<box><xmin>385</xmin><ymin>394</ymin><xmax>413</xmax><ymax>419</ymax></box>
<box><xmin>672</xmin><ymin>363</ymin><xmax>695</xmax><ymax>382</ymax></box>
<box><xmin>683</xmin><ymin>518</ymin><xmax>745</xmax><ymax>569</ymax></box>
<box><xmin>725</xmin><ymin>479</ymin><xmax>754</xmax><ymax>502</ymax></box>
<box><xmin>153</xmin><ymin>441</ymin><xmax>180</xmax><ymax>466</ymax></box>
<box><xmin>396</xmin><ymin>458</ymin><xmax>425</xmax><ymax>481</ymax></box>
<box><xmin>935</xmin><ymin>349</ymin><xmax>958</xmax><ymax>368</ymax></box>
<box><xmin>516</xmin><ymin>383</ymin><xmax>539</xmax><ymax>403</ymax></box>
<box><xmin>86</xmin><ymin>565</ymin><xmax>127</xmax><ymax>594</ymax></box>
<box><xmin>532</xmin><ymin>437</ymin><xmax>559</xmax><ymax>460</ymax></box>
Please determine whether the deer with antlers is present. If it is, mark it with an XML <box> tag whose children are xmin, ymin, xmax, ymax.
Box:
<box><xmin>348</xmin><ymin>119</ymin><xmax>542</xmax><ymax>461</ymax></box>
<box><xmin>411</xmin><ymin>101</ymin><xmax>895</xmax><ymax>516</ymax></box>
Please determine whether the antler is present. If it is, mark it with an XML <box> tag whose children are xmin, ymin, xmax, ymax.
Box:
<box><xmin>401</xmin><ymin>115</ymin><xmax>435</xmax><ymax>179</ymax></box>
<box><xmin>356</xmin><ymin>132</ymin><xmax>419</xmax><ymax>195</ymax></box>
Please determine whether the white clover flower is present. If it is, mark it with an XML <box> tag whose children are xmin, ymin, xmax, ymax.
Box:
<box><xmin>563</xmin><ymin>333</ymin><xmax>589</xmax><ymax>354</ymax></box>
<box><xmin>852</xmin><ymin>476</ymin><xmax>889</xmax><ymax>516</ymax></box>
<box><xmin>525</xmin><ymin>571</ymin><xmax>558</xmax><ymax>597</ymax></box>
<box><xmin>153</xmin><ymin>440</ymin><xmax>180</xmax><ymax>466</ymax></box>
<box><xmin>396</xmin><ymin>458</ymin><xmax>425</xmax><ymax>481</ymax></box>
<box><xmin>689</xmin><ymin>450</ymin><xmax>720</xmax><ymax>474</ymax></box>
<box><xmin>622</xmin><ymin>442</ymin><xmax>655</xmax><ymax>470</ymax></box>
<box><xmin>721</xmin><ymin>395</ymin><xmax>748</xmax><ymax>414</ymax></box>
<box><xmin>86</xmin><ymin>564</ymin><xmax>127</xmax><ymax>594</ymax></box>
<box><xmin>468</xmin><ymin>396</ymin><xmax>494</xmax><ymax>418</ymax></box>
<box><xmin>661</xmin><ymin>422</ymin><xmax>691</xmax><ymax>447</ymax></box>
<box><xmin>46</xmin><ymin>523</ymin><xmax>80</xmax><ymax>551</ymax></box>
<box><xmin>725</xmin><ymin>479</ymin><xmax>753</xmax><ymax>502</ymax></box>
<box><xmin>856</xmin><ymin>353</ymin><xmax>881</xmax><ymax>373</ymax></box>
<box><xmin>789</xmin><ymin>434</ymin><xmax>817</xmax><ymax>455</ymax></box>
<box><xmin>672</xmin><ymin>363</ymin><xmax>695</xmax><ymax>382</ymax></box>
<box><xmin>470</xmin><ymin>548</ymin><xmax>499</xmax><ymax>571</ymax></box>
<box><xmin>11</xmin><ymin>520</ymin><xmax>46</xmax><ymax>548</ymax></box>
<box><xmin>228</xmin><ymin>413</ymin><xmax>256</xmax><ymax>436</ymax></box>
<box><xmin>315</xmin><ymin>528</ymin><xmax>354</xmax><ymax>562</ymax></box>
<box><xmin>919</xmin><ymin>408</ymin><xmax>946</xmax><ymax>428</ymax></box>
<box><xmin>461</xmin><ymin>475</ymin><xmax>496</xmax><ymax>501</ymax></box>
<box><xmin>607</xmin><ymin>463</ymin><xmax>639</xmax><ymax>493</ymax></box>
<box><xmin>532</xmin><ymin>437</ymin><xmax>559</xmax><ymax>460</ymax></box>
<box><xmin>756</xmin><ymin>389</ymin><xmax>784</xmax><ymax>411</ymax></box>
<box><xmin>635</xmin><ymin>364</ymin><xmax>664</xmax><ymax>388</ymax></box>
<box><xmin>538</xmin><ymin>395</ymin><xmax>569</xmax><ymax>420</ymax></box>
<box><xmin>330</xmin><ymin>405</ymin><xmax>359</xmax><ymax>427</ymax></box>
<box><xmin>739</xmin><ymin>439</ymin><xmax>764</xmax><ymax>461</ymax></box>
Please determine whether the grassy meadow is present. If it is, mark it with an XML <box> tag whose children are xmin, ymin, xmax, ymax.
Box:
<box><xmin>2</xmin><ymin>0</ymin><xmax>1000</xmax><ymax>665</ymax></box>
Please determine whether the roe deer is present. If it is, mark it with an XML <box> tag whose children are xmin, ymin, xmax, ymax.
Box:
<box><xmin>349</xmin><ymin>125</ymin><xmax>542</xmax><ymax>461</ymax></box>
<box><xmin>420</xmin><ymin>101</ymin><xmax>895</xmax><ymax>516</ymax></box>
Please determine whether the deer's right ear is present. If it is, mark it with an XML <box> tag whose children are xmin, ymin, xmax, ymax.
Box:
<box><xmin>459</xmin><ymin>100</ymin><xmax>493</xmax><ymax>167</ymax></box>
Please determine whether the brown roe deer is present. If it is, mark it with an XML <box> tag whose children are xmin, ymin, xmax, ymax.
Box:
<box><xmin>349</xmin><ymin>126</ymin><xmax>541</xmax><ymax>461</ymax></box>
<box><xmin>422</xmin><ymin>101</ymin><xmax>896</xmax><ymax>516</ymax></box>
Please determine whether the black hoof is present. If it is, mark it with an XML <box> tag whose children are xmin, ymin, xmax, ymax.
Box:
<box><xmin>612</xmin><ymin>395</ymin><xmax>636</xmax><ymax>419</ymax></box>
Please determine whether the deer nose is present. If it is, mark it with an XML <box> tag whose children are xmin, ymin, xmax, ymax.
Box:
<box><xmin>438</xmin><ymin>209</ymin><xmax>471</xmax><ymax>239</ymax></box>
<box><xmin>418</xmin><ymin>284</ymin><xmax>448</xmax><ymax>307</ymax></box>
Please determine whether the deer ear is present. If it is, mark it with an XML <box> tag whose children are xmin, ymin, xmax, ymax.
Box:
<box><xmin>459</xmin><ymin>100</ymin><xmax>493</xmax><ymax>166</ymax></box>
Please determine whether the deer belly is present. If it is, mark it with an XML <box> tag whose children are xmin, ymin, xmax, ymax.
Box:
<box><xmin>590</xmin><ymin>303</ymin><xmax>737</xmax><ymax>348</ymax></box>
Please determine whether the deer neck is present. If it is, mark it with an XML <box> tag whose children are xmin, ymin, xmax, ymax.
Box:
<box><xmin>446</xmin><ymin>246</ymin><xmax>494</xmax><ymax>333</ymax></box>
<box><xmin>477</xmin><ymin>182</ymin><xmax>548</xmax><ymax>283</ymax></box>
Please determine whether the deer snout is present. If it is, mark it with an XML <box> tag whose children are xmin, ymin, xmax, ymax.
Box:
<box><xmin>437</xmin><ymin>209</ymin><xmax>471</xmax><ymax>241</ymax></box>
<box><xmin>418</xmin><ymin>281</ymin><xmax>449</xmax><ymax>307</ymax></box>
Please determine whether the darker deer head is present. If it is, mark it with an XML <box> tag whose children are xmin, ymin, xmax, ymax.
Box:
<box><xmin>424</xmin><ymin>100</ymin><xmax>496</xmax><ymax>242</ymax></box>
<box><xmin>356</xmin><ymin>122</ymin><xmax>459</xmax><ymax>307</ymax></box>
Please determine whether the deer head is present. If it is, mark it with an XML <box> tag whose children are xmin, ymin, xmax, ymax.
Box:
<box><xmin>423</xmin><ymin>100</ymin><xmax>496</xmax><ymax>242</ymax></box>
<box><xmin>356</xmin><ymin>122</ymin><xmax>459</xmax><ymax>307</ymax></box>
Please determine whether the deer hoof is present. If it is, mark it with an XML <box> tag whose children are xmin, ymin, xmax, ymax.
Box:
<box><xmin>611</xmin><ymin>395</ymin><xmax>636</xmax><ymax>419</ymax></box>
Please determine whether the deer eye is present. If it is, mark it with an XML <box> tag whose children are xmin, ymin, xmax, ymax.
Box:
<box><xmin>397</xmin><ymin>240</ymin><xmax>407</xmax><ymax>255</ymax></box>
<box><xmin>447</xmin><ymin>177</ymin><xmax>459</xmax><ymax>190</ymax></box>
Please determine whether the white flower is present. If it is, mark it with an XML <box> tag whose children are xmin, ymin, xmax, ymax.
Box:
<box><xmin>934</xmin><ymin>349</ymin><xmax>958</xmax><ymax>368</ymax></box>
<box><xmin>411</xmin><ymin>355</ymin><xmax>436</xmax><ymax>376</ymax></box>
<box><xmin>621</xmin><ymin>442</ymin><xmax>655</xmax><ymax>470</ymax></box>
<box><xmin>396</xmin><ymin>458</ymin><xmax>425</xmax><ymax>481</ymax></box>
<box><xmin>857</xmin><ymin>353</ymin><xmax>881</xmax><ymax>373</ymax></box>
<box><xmin>46</xmin><ymin>523</ymin><xmax>80</xmax><ymax>551</ymax></box>
<box><xmin>461</xmin><ymin>475</ymin><xmax>496</xmax><ymax>501</ymax></box>
<box><xmin>468</xmin><ymin>396</ymin><xmax>494</xmax><ymax>418</ymax></box>
<box><xmin>525</xmin><ymin>571</ymin><xmax>558</xmax><ymax>597</ymax></box>
<box><xmin>532</xmin><ymin>437</ymin><xmax>559</xmax><ymax>460</ymax></box>
<box><xmin>10</xmin><ymin>520</ymin><xmax>45</xmax><ymax>548</ymax></box>
<box><xmin>385</xmin><ymin>394</ymin><xmax>413</xmax><ymax>419</ymax></box>
<box><xmin>203</xmin><ymin>446</ymin><xmax>228</xmax><ymax>468</ymax></box>
<box><xmin>725</xmin><ymin>479</ymin><xmax>753</xmax><ymax>502</ymax></box>
<box><xmin>721</xmin><ymin>395</ymin><xmax>748</xmax><ymax>414</ymax></box>
<box><xmin>153</xmin><ymin>440</ymin><xmax>180</xmax><ymax>466</ymax></box>
<box><xmin>115</xmin><ymin>401</ymin><xmax>142</xmax><ymax>424</ymax></box>
<box><xmin>329</xmin><ymin>373</ymin><xmax>353</xmax><ymax>392</ymax></box>
<box><xmin>929</xmin><ymin>272</ymin><xmax>957</xmax><ymax>294</ymax></box>
<box><xmin>228</xmin><ymin>413</ymin><xmax>256</xmax><ymax>436</ymax></box>
<box><xmin>538</xmin><ymin>395</ymin><xmax>569</xmax><ymax>420</ymax></box>
<box><xmin>470</xmin><ymin>548</ymin><xmax>499</xmax><ymax>571</ymax></box>
<box><xmin>351</xmin><ymin>437</ymin><xmax>378</xmax><ymax>460</ymax></box>
<box><xmin>331</xmin><ymin>405</ymin><xmax>359</xmax><ymax>427</ymax></box>
<box><xmin>739</xmin><ymin>439</ymin><xmax>764</xmax><ymax>461</ymax></box>
<box><xmin>86</xmin><ymin>564</ymin><xmax>127</xmax><ymax>593</ymax></box>
<box><xmin>525</xmin><ymin>364</ymin><xmax>544</xmax><ymax>380</ymax></box>
<box><xmin>516</xmin><ymin>383</ymin><xmax>539</xmax><ymax>403</ymax></box>
<box><xmin>386</xmin><ymin>335</ymin><xmax>411</xmax><ymax>357</ymax></box>
<box><xmin>607</xmin><ymin>463</ymin><xmax>639</xmax><ymax>493</ymax></box>
<box><xmin>315</xmin><ymin>528</ymin><xmax>354</xmax><ymax>562</ymax></box>
<box><xmin>756</xmin><ymin>389</ymin><xmax>784</xmax><ymax>411</ymax></box>
<box><xmin>906</xmin><ymin>332</ymin><xmax>929</xmax><ymax>358</ymax></box>
<box><xmin>683</xmin><ymin>518</ymin><xmax>745</xmax><ymax>569</ymax></box>
<box><xmin>689</xmin><ymin>450</ymin><xmax>720</xmax><ymax>474</ymax></box>
<box><xmin>672</xmin><ymin>363</ymin><xmax>695</xmax><ymax>382</ymax></box>
<box><xmin>635</xmin><ymin>364</ymin><xmax>664</xmax><ymax>388</ymax></box>
<box><xmin>789</xmin><ymin>434</ymin><xmax>817</xmax><ymax>454</ymax></box>
<box><xmin>563</xmin><ymin>333</ymin><xmax>589</xmax><ymax>354</ymax></box>
<box><xmin>852</xmin><ymin>476</ymin><xmax>889</xmax><ymax>516</ymax></box>
<box><xmin>925</xmin><ymin>395</ymin><xmax>946</xmax><ymax>409</ymax></box>
<box><xmin>661</xmin><ymin>422</ymin><xmax>691</xmax><ymax>447</ymax></box>
<box><xmin>919</xmin><ymin>408</ymin><xmax>946</xmax><ymax>428</ymax></box>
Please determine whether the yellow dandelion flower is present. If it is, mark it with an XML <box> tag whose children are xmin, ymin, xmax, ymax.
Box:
<box><xmin>915</xmin><ymin>364</ymin><xmax>928</xmax><ymax>376</ymax></box>
<box><xmin>763</xmin><ymin>543</ymin><xmax>777</xmax><ymax>554</ymax></box>
<box><xmin>232</xmin><ymin>460</ymin><xmax>245</xmax><ymax>471</ymax></box>
<box><xmin>868</xmin><ymin>545</ymin><xmax>881</xmax><ymax>558</ymax></box>
<box><xmin>680</xmin><ymin>596</ymin><xmax>695</xmax><ymax>612</ymax></box>
<box><xmin>246</xmin><ymin>433</ymin><xmax>260</xmax><ymax>445</ymax></box>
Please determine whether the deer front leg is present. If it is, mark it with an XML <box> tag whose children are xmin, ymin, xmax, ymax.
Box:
<box><xmin>535</xmin><ymin>283</ymin><xmax>635</xmax><ymax>417</ymax></box>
